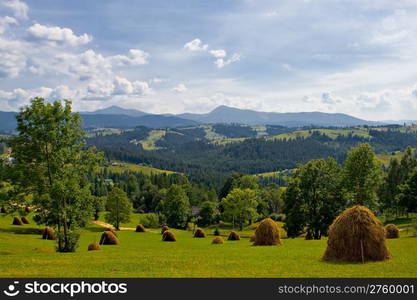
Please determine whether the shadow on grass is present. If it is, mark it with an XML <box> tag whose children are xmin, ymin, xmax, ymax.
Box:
<box><xmin>0</xmin><ymin>226</ymin><xmax>42</xmax><ymax>235</ymax></box>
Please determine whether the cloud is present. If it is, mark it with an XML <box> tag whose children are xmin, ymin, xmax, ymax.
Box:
<box><xmin>0</xmin><ymin>16</ymin><xmax>17</xmax><ymax>33</ymax></box>
<box><xmin>172</xmin><ymin>83</ymin><xmax>187</xmax><ymax>93</ymax></box>
<box><xmin>112</xmin><ymin>76</ymin><xmax>150</xmax><ymax>96</ymax></box>
<box><xmin>0</xmin><ymin>37</ymin><xmax>26</xmax><ymax>78</ymax></box>
<box><xmin>210</xmin><ymin>49</ymin><xmax>226</xmax><ymax>58</ymax></box>
<box><xmin>27</xmin><ymin>23</ymin><xmax>92</xmax><ymax>47</ymax></box>
<box><xmin>184</xmin><ymin>38</ymin><xmax>208</xmax><ymax>51</ymax></box>
<box><xmin>214</xmin><ymin>53</ymin><xmax>241</xmax><ymax>68</ymax></box>
<box><xmin>109</xmin><ymin>49</ymin><xmax>149</xmax><ymax>66</ymax></box>
<box><xmin>2</xmin><ymin>0</ymin><xmax>28</xmax><ymax>20</ymax></box>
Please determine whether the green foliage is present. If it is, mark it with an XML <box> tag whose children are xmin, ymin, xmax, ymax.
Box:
<box><xmin>56</xmin><ymin>230</ymin><xmax>80</xmax><ymax>253</ymax></box>
<box><xmin>158</xmin><ymin>184</ymin><xmax>191</xmax><ymax>228</ymax></box>
<box><xmin>198</xmin><ymin>201</ymin><xmax>219</xmax><ymax>226</ymax></box>
<box><xmin>221</xmin><ymin>188</ymin><xmax>259</xmax><ymax>230</ymax></box>
<box><xmin>138</xmin><ymin>213</ymin><xmax>159</xmax><ymax>228</ymax></box>
<box><xmin>105</xmin><ymin>187</ymin><xmax>132</xmax><ymax>230</ymax></box>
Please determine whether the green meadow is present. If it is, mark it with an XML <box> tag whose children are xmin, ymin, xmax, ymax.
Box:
<box><xmin>1</xmin><ymin>214</ymin><xmax>416</xmax><ymax>278</ymax></box>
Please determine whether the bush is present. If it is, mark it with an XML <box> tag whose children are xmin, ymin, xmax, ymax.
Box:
<box><xmin>194</xmin><ymin>228</ymin><xmax>206</xmax><ymax>238</ymax></box>
<box><xmin>138</xmin><ymin>213</ymin><xmax>159</xmax><ymax>228</ymax></box>
<box><xmin>213</xmin><ymin>228</ymin><xmax>220</xmax><ymax>236</ymax></box>
<box><xmin>161</xmin><ymin>225</ymin><xmax>169</xmax><ymax>234</ymax></box>
<box><xmin>228</xmin><ymin>231</ymin><xmax>240</xmax><ymax>241</ymax></box>
<box><xmin>12</xmin><ymin>217</ymin><xmax>23</xmax><ymax>225</ymax></box>
<box><xmin>253</xmin><ymin>218</ymin><xmax>282</xmax><ymax>246</ymax></box>
<box><xmin>385</xmin><ymin>224</ymin><xmax>399</xmax><ymax>239</ymax></box>
<box><xmin>56</xmin><ymin>231</ymin><xmax>80</xmax><ymax>252</ymax></box>
<box><xmin>323</xmin><ymin>205</ymin><xmax>390</xmax><ymax>262</ymax></box>
<box><xmin>1</xmin><ymin>207</ymin><xmax>6</xmax><ymax>214</ymax></box>
<box><xmin>42</xmin><ymin>227</ymin><xmax>56</xmax><ymax>240</ymax></box>
<box><xmin>162</xmin><ymin>230</ymin><xmax>176</xmax><ymax>242</ymax></box>
<box><xmin>88</xmin><ymin>242</ymin><xmax>101</xmax><ymax>251</ymax></box>
<box><xmin>99</xmin><ymin>231</ymin><xmax>119</xmax><ymax>245</ymax></box>
<box><xmin>135</xmin><ymin>224</ymin><xmax>146</xmax><ymax>232</ymax></box>
<box><xmin>212</xmin><ymin>236</ymin><xmax>224</xmax><ymax>244</ymax></box>
<box><xmin>305</xmin><ymin>232</ymin><xmax>313</xmax><ymax>240</ymax></box>
<box><xmin>269</xmin><ymin>213</ymin><xmax>286</xmax><ymax>222</ymax></box>
<box><xmin>21</xmin><ymin>216</ymin><xmax>30</xmax><ymax>224</ymax></box>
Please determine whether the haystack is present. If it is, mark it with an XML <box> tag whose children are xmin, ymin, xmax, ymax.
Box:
<box><xmin>323</xmin><ymin>205</ymin><xmax>390</xmax><ymax>262</ymax></box>
<box><xmin>42</xmin><ymin>227</ymin><xmax>56</xmax><ymax>240</ymax></box>
<box><xmin>253</xmin><ymin>218</ymin><xmax>281</xmax><ymax>246</ymax></box>
<box><xmin>88</xmin><ymin>242</ymin><xmax>101</xmax><ymax>251</ymax></box>
<box><xmin>24</xmin><ymin>207</ymin><xmax>32</xmax><ymax>213</ymax></box>
<box><xmin>213</xmin><ymin>228</ymin><xmax>220</xmax><ymax>236</ymax></box>
<box><xmin>162</xmin><ymin>230</ymin><xmax>176</xmax><ymax>242</ymax></box>
<box><xmin>104</xmin><ymin>228</ymin><xmax>118</xmax><ymax>237</ymax></box>
<box><xmin>100</xmin><ymin>231</ymin><xmax>119</xmax><ymax>245</ymax></box>
<box><xmin>12</xmin><ymin>217</ymin><xmax>23</xmax><ymax>225</ymax></box>
<box><xmin>21</xmin><ymin>216</ymin><xmax>30</xmax><ymax>224</ymax></box>
<box><xmin>212</xmin><ymin>236</ymin><xmax>224</xmax><ymax>244</ymax></box>
<box><xmin>161</xmin><ymin>225</ymin><xmax>169</xmax><ymax>234</ymax></box>
<box><xmin>194</xmin><ymin>228</ymin><xmax>206</xmax><ymax>238</ymax></box>
<box><xmin>228</xmin><ymin>231</ymin><xmax>240</xmax><ymax>241</ymax></box>
<box><xmin>385</xmin><ymin>224</ymin><xmax>399</xmax><ymax>239</ymax></box>
<box><xmin>136</xmin><ymin>224</ymin><xmax>146</xmax><ymax>232</ymax></box>
<box><xmin>250</xmin><ymin>235</ymin><xmax>256</xmax><ymax>242</ymax></box>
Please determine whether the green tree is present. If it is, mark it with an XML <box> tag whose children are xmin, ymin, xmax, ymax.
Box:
<box><xmin>92</xmin><ymin>195</ymin><xmax>106</xmax><ymax>221</ymax></box>
<box><xmin>158</xmin><ymin>184</ymin><xmax>191</xmax><ymax>228</ymax></box>
<box><xmin>283</xmin><ymin>178</ymin><xmax>305</xmax><ymax>238</ymax></box>
<box><xmin>7</xmin><ymin>98</ymin><xmax>102</xmax><ymax>252</ymax></box>
<box><xmin>198</xmin><ymin>201</ymin><xmax>219</xmax><ymax>226</ymax></box>
<box><xmin>105</xmin><ymin>187</ymin><xmax>131</xmax><ymax>230</ymax></box>
<box><xmin>379</xmin><ymin>158</ymin><xmax>402</xmax><ymax>215</ymax></box>
<box><xmin>397</xmin><ymin>167</ymin><xmax>417</xmax><ymax>215</ymax></box>
<box><xmin>221</xmin><ymin>188</ymin><xmax>259</xmax><ymax>230</ymax></box>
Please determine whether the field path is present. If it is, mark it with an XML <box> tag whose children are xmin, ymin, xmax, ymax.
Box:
<box><xmin>92</xmin><ymin>220</ymin><xmax>135</xmax><ymax>231</ymax></box>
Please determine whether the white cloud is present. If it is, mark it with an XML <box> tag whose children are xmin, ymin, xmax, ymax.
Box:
<box><xmin>0</xmin><ymin>16</ymin><xmax>17</xmax><ymax>33</ymax></box>
<box><xmin>0</xmin><ymin>37</ymin><xmax>26</xmax><ymax>78</ymax></box>
<box><xmin>172</xmin><ymin>83</ymin><xmax>187</xmax><ymax>93</ymax></box>
<box><xmin>214</xmin><ymin>53</ymin><xmax>241</xmax><ymax>68</ymax></box>
<box><xmin>184</xmin><ymin>38</ymin><xmax>208</xmax><ymax>51</ymax></box>
<box><xmin>210</xmin><ymin>49</ymin><xmax>226</xmax><ymax>58</ymax></box>
<box><xmin>27</xmin><ymin>23</ymin><xmax>92</xmax><ymax>47</ymax></box>
<box><xmin>2</xmin><ymin>0</ymin><xmax>28</xmax><ymax>20</ymax></box>
<box><xmin>109</xmin><ymin>49</ymin><xmax>149</xmax><ymax>66</ymax></box>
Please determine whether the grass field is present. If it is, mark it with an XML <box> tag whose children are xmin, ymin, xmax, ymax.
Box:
<box><xmin>104</xmin><ymin>162</ymin><xmax>175</xmax><ymax>175</ymax></box>
<box><xmin>1</xmin><ymin>214</ymin><xmax>417</xmax><ymax>278</ymax></box>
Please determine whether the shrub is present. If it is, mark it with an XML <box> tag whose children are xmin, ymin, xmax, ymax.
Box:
<box><xmin>161</xmin><ymin>225</ymin><xmax>169</xmax><ymax>234</ymax></box>
<box><xmin>228</xmin><ymin>231</ymin><xmax>240</xmax><ymax>241</ymax></box>
<box><xmin>1</xmin><ymin>207</ymin><xmax>6</xmax><ymax>214</ymax></box>
<box><xmin>135</xmin><ymin>224</ymin><xmax>146</xmax><ymax>232</ymax></box>
<box><xmin>42</xmin><ymin>227</ymin><xmax>56</xmax><ymax>240</ymax></box>
<box><xmin>305</xmin><ymin>232</ymin><xmax>313</xmax><ymax>240</ymax></box>
<box><xmin>269</xmin><ymin>213</ymin><xmax>286</xmax><ymax>222</ymax></box>
<box><xmin>213</xmin><ymin>228</ymin><xmax>220</xmax><ymax>236</ymax></box>
<box><xmin>212</xmin><ymin>236</ymin><xmax>224</xmax><ymax>244</ymax></box>
<box><xmin>138</xmin><ymin>213</ymin><xmax>159</xmax><ymax>228</ymax></box>
<box><xmin>21</xmin><ymin>216</ymin><xmax>30</xmax><ymax>224</ymax></box>
<box><xmin>194</xmin><ymin>228</ymin><xmax>206</xmax><ymax>238</ymax></box>
<box><xmin>385</xmin><ymin>224</ymin><xmax>399</xmax><ymax>239</ymax></box>
<box><xmin>88</xmin><ymin>242</ymin><xmax>101</xmax><ymax>251</ymax></box>
<box><xmin>56</xmin><ymin>231</ymin><xmax>80</xmax><ymax>252</ymax></box>
<box><xmin>323</xmin><ymin>205</ymin><xmax>390</xmax><ymax>262</ymax></box>
<box><xmin>253</xmin><ymin>218</ymin><xmax>282</xmax><ymax>246</ymax></box>
<box><xmin>12</xmin><ymin>217</ymin><xmax>23</xmax><ymax>225</ymax></box>
<box><xmin>99</xmin><ymin>231</ymin><xmax>119</xmax><ymax>245</ymax></box>
<box><xmin>162</xmin><ymin>230</ymin><xmax>176</xmax><ymax>242</ymax></box>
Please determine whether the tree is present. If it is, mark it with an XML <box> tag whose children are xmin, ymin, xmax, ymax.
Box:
<box><xmin>158</xmin><ymin>184</ymin><xmax>191</xmax><ymax>228</ymax></box>
<box><xmin>397</xmin><ymin>167</ymin><xmax>417</xmax><ymax>215</ymax></box>
<box><xmin>105</xmin><ymin>187</ymin><xmax>131</xmax><ymax>230</ymax></box>
<box><xmin>343</xmin><ymin>143</ymin><xmax>383</xmax><ymax>209</ymax></box>
<box><xmin>260</xmin><ymin>183</ymin><xmax>283</xmax><ymax>214</ymax></box>
<box><xmin>283</xmin><ymin>178</ymin><xmax>305</xmax><ymax>238</ymax></box>
<box><xmin>7</xmin><ymin>98</ymin><xmax>102</xmax><ymax>252</ymax></box>
<box><xmin>198</xmin><ymin>201</ymin><xmax>219</xmax><ymax>226</ymax></box>
<box><xmin>221</xmin><ymin>188</ymin><xmax>259</xmax><ymax>230</ymax></box>
<box><xmin>92</xmin><ymin>196</ymin><xmax>106</xmax><ymax>221</ymax></box>
<box><xmin>379</xmin><ymin>158</ymin><xmax>402</xmax><ymax>215</ymax></box>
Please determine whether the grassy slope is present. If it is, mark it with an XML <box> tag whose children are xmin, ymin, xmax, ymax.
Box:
<box><xmin>104</xmin><ymin>162</ymin><xmax>175</xmax><ymax>175</ymax></box>
<box><xmin>1</xmin><ymin>214</ymin><xmax>417</xmax><ymax>278</ymax></box>
<box><xmin>137</xmin><ymin>130</ymin><xmax>166</xmax><ymax>150</ymax></box>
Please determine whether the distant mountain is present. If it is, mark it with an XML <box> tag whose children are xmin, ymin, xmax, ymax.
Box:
<box><xmin>178</xmin><ymin>105</ymin><xmax>382</xmax><ymax>127</ymax></box>
<box><xmin>0</xmin><ymin>112</ymin><xmax>17</xmax><ymax>133</ymax></box>
<box><xmin>82</xmin><ymin>105</ymin><xmax>148</xmax><ymax>117</ymax></box>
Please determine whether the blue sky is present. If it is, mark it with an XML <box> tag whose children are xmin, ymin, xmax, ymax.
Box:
<box><xmin>1</xmin><ymin>0</ymin><xmax>417</xmax><ymax>120</ymax></box>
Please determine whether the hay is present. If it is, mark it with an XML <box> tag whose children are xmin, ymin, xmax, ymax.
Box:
<box><xmin>104</xmin><ymin>228</ymin><xmax>118</xmax><ymax>237</ymax></box>
<box><xmin>162</xmin><ymin>230</ymin><xmax>176</xmax><ymax>242</ymax></box>
<box><xmin>24</xmin><ymin>207</ymin><xmax>32</xmax><ymax>213</ymax></box>
<box><xmin>385</xmin><ymin>224</ymin><xmax>399</xmax><ymax>239</ymax></box>
<box><xmin>0</xmin><ymin>207</ymin><xmax>6</xmax><ymax>213</ymax></box>
<box><xmin>161</xmin><ymin>225</ymin><xmax>169</xmax><ymax>234</ymax></box>
<box><xmin>135</xmin><ymin>224</ymin><xmax>146</xmax><ymax>232</ymax></box>
<box><xmin>88</xmin><ymin>242</ymin><xmax>101</xmax><ymax>251</ymax></box>
<box><xmin>250</xmin><ymin>235</ymin><xmax>256</xmax><ymax>242</ymax></box>
<box><xmin>228</xmin><ymin>231</ymin><xmax>240</xmax><ymax>241</ymax></box>
<box><xmin>194</xmin><ymin>228</ymin><xmax>206</xmax><ymax>238</ymax></box>
<box><xmin>323</xmin><ymin>205</ymin><xmax>390</xmax><ymax>262</ymax></box>
<box><xmin>212</xmin><ymin>236</ymin><xmax>224</xmax><ymax>244</ymax></box>
<box><xmin>213</xmin><ymin>228</ymin><xmax>220</xmax><ymax>236</ymax></box>
<box><xmin>99</xmin><ymin>231</ymin><xmax>119</xmax><ymax>245</ymax></box>
<box><xmin>41</xmin><ymin>227</ymin><xmax>56</xmax><ymax>240</ymax></box>
<box><xmin>253</xmin><ymin>218</ymin><xmax>282</xmax><ymax>246</ymax></box>
<box><xmin>21</xmin><ymin>216</ymin><xmax>30</xmax><ymax>224</ymax></box>
<box><xmin>12</xmin><ymin>217</ymin><xmax>23</xmax><ymax>225</ymax></box>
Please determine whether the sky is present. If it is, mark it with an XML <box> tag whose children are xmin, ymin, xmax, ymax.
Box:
<box><xmin>1</xmin><ymin>0</ymin><xmax>417</xmax><ymax>120</ymax></box>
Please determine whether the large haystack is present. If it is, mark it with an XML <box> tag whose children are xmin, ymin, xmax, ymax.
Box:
<box><xmin>12</xmin><ymin>217</ymin><xmax>23</xmax><ymax>225</ymax></box>
<box><xmin>385</xmin><ymin>224</ymin><xmax>399</xmax><ymax>239</ymax></box>
<box><xmin>162</xmin><ymin>230</ymin><xmax>176</xmax><ymax>242</ymax></box>
<box><xmin>323</xmin><ymin>205</ymin><xmax>390</xmax><ymax>262</ymax></box>
<box><xmin>135</xmin><ymin>224</ymin><xmax>146</xmax><ymax>232</ymax></box>
<box><xmin>161</xmin><ymin>225</ymin><xmax>169</xmax><ymax>234</ymax></box>
<box><xmin>88</xmin><ymin>242</ymin><xmax>101</xmax><ymax>251</ymax></box>
<box><xmin>42</xmin><ymin>227</ymin><xmax>56</xmax><ymax>240</ymax></box>
<box><xmin>228</xmin><ymin>231</ymin><xmax>240</xmax><ymax>241</ymax></box>
<box><xmin>253</xmin><ymin>218</ymin><xmax>281</xmax><ymax>246</ymax></box>
<box><xmin>104</xmin><ymin>228</ymin><xmax>118</xmax><ymax>237</ymax></box>
<box><xmin>194</xmin><ymin>228</ymin><xmax>206</xmax><ymax>238</ymax></box>
<box><xmin>21</xmin><ymin>216</ymin><xmax>30</xmax><ymax>224</ymax></box>
<box><xmin>100</xmin><ymin>231</ymin><xmax>119</xmax><ymax>245</ymax></box>
<box><xmin>212</xmin><ymin>236</ymin><xmax>224</xmax><ymax>244</ymax></box>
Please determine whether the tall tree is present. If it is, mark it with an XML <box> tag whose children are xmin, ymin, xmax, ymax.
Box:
<box><xmin>283</xmin><ymin>177</ymin><xmax>305</xmax><ymax>238</ymax></box>
<box><xmin>158</xmin><ymin>184</ymin><xmax>191</xmax><ymax>228</ymax></box>
<box><xmin>105</xmin><ymin>187</ymin><xmax>131</xmax><ymax>230</ymax></box>
<box><xmin>221</xmin><ymin>188</ymin><xmax>259</xmax><ymax>230</ymax></box>
<box><xmin>7</xmin><ymin>98</ymin><xmax>102</xmax><ymax>252</ymax></box>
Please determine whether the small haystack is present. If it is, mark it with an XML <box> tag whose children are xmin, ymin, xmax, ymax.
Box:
<box><xmin>228</xmin><ymin>231</ymin><xmax>240</xmax><ymax>241</ymax></box>
<box><xmin>100</xmin><ymin>231</ymin><xmax>119</xmax><ymax>245</ymax></box>
<box><xmin>162</xmin><ymin>230</ymin><xmax>176</xmax><ymax>242</ymax></box>
<box><xmin>161</xmin><ymin>225</ymin><xmax>169</xmax><ymax>234</ymax></box>
<box><xmin>42</xmin><ymin>227</ymin><xmax>56</xmax><ymax>240</ymax></box>
<box><xmin>21</xmin><ymin>216</ymin><xmax>30</xmax><ymax>224</ymax></box>
<box><xmin>385</xmin><ymin>224</ymin><xmax>399</xmax><ymax>239</ymax></box>
<box><xmin>323</xmin><ymin>205</ymin><xmax>390</xmax><ymax>262</ymax></box>
<box><xmin>88</xmin><ymin>242</ymin><xmax>101</xmax><ymax>251</ymax></box>
<box><xmin>136</xmin><ymin>224</ymin><xmax>146</xmax><ymax>232</ymax></box>
<box><xmin>24</xmin><ymin>207</ymin><xmax>32</xmax><ymax>213</ymax></box>
<box><xmin>194</xmin><ymin>228</ymin><xmax>206</xmax><ymax>238</ymax></box>
<box><xmin>212</xmin><ymin>236</ymin><xmax>224</xmax><ymax>244</ymax></box>
<box><xmin>213</xmin><ymin>228</ymin><xmax>220</xmax><ymax>236</ymax></box>
<box><xmin>253</xmin><ymin>218</ymin><xmax>281</xmax><ymax>246</ymax></box>
<box><xmin>12</xmin><ymin>217</ymin><xmax>23</xmax><ymax>225</ymax></box>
